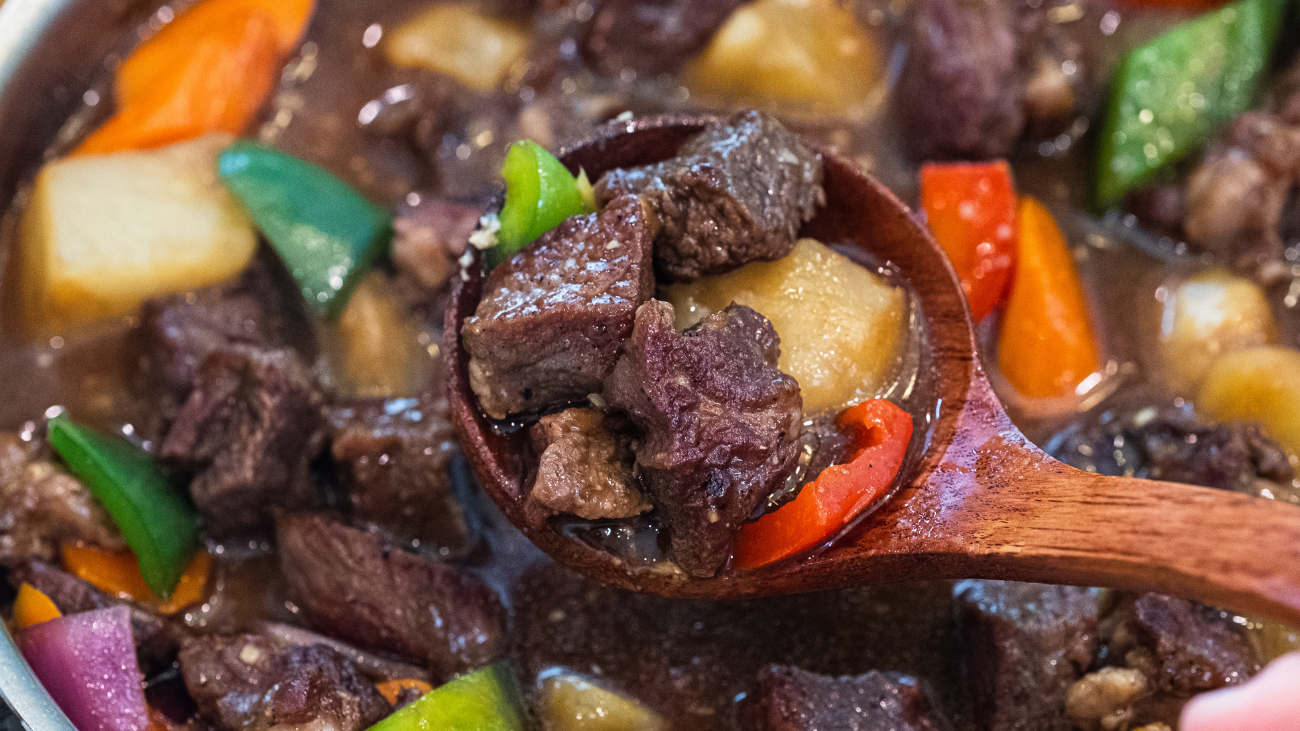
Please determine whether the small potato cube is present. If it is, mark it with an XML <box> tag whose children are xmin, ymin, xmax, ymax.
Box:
<box><xmin>20</xmin><ymin>133</ymin><xmax>257</xmax><ymax>335</ymax></box>
<box><xmin>1157</xmin><ymin>269</ymin><xmax>1276</xmax><ymax>393</ymax></box>
<box><xmin>385</xmin><ymin>4</ymin><xmax>529</xmax><ymax>92</ymax></box>
<box><xmin>328</xmin><ymin>272</ymin><xmax>431</xmax><ymax>398</ymax></box>
<box><xmin>666</xmin><ymin>238</ymin><xmax>907</xmax><ymax>413</ymax></box>
<box><xmin>1198</xmin><ymin>346</ymin><xmax>1300</xmax><ymax>458</ymax></box>
<box><xmin>537</xmin><ymin>673</ymin><xmax>664</xmax><ymax>731</ymax></box>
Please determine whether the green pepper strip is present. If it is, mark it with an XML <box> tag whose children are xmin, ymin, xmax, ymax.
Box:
<box><xmin>490</xmin><ymin>140</ymin><xmax>596</xmax><ymax>269</ymax></box>
<box><xmin>1094</xmin><ymin>0</ymin><xmax>1288</xmax><ymax>207</ymax></box>
<box><xmin>365</xmin><ymin>662</ymin><xmax>525</xmax><ymax>731</ymax></box>
<box><xmin>47</xmin><ymin>416</ymin><xmax>199</xmax><ymax>599</ymax></box>
<box><xmin>218</xmin><ymin>141</ymin><xmax>393</xmax><ymax>319</ymax></box>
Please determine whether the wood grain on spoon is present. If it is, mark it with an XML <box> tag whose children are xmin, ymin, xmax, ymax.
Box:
<box><xmin>446</xmin><ymin>115</ymin><xmax>1300</xmax><ymax>625</ymax></box>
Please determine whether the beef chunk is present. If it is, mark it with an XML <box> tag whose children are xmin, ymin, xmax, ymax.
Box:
<box><xmin>604</xmin><ymin>301</ymin><xmax>802</xmax><ymax>577</ymax></box>
<box><xmin>580</xmin><ymin>0</ymin><xmax>749</xmax><ymax>79</ymax></box>
<box><xmin>529</xmin><ymin>408</ymin><xmax>651</xmax><ymax>520</ymax></box>
<box><xmin>739</xmin><ymin>665</ymin><xmax>940</xmax><ymax>731</ymax></box>
<box><xmin>276</xmin><ymin>513</ymin><xmax>505</xmax><ymax>680</ymax></box>
<box><xmin>1103</xmin><ymin>593</ymin><xmax>1260</xmax><ymax>696</ymax></box>
<box><xmin>1124</xmin><ymin>185</ymin><xmax>1187</xmax><ymax>241</ymax></box>
<box><xmin>329</xmin><ymin>395</ymin><xmax>471</xmax><ymax>552</ymax></box>
<box><xmin>596</xmin><ymin>111</ymin><xmax>823</xmax><ymax>282</ymax></box>
<box><xmin>10</xmin><ymin>559</ymin><xmax>183</xmax><ymax>670</ymax></box>
<box><xmin>463</xmin><ymin>194</ymin><xmax>657</xmax><ymax>419</ymax></box>
<box><xmin>179</xmin><ymin>634</ymin><xmax>391</xmax><ymax>731</ymax></box>
<box><xmin>0</xmin><ymin>434</ymin><xmax>124</xmax><ymax>565</ymax></box>
<box><xmin>895</xmin><ymin>0</ymin><xmax>1026</xmax><ymax>160</ymax></box>
<box><xmin>1048</xmin><ymin>403</ymin><xmax>1295</xmax><ymax>498</ymax></box>
<box><xmin>391</xmin><ymin>198</ymin><xmax>481</xmax><ymax>292</ymax></box>
<box><xmin>954</xmin><ymin>580</ymin><xmax>1101</xmax><ymax>731</ymax></box>
<box><xmin>161</xmin><ymin>349</ymin><xmax>326</xmax><ymax>537</ymax></box>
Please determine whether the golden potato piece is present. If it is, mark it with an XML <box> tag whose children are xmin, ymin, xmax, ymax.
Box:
<box><xmin>537</xmin><ymin>673</ymin><xmax>665</xmax><ymax>731</ymax></box>
<box><xmin>19</xmin><ymin>133</ymin><xmax>257</xmax><ymax>336</ymax></box>
<box><xmin>666</xmin><ymin>238</ymin><xmax>907</xmax><ymax>413</ymax></box>
<box><xmin>385</xmin><ymin>4</ymin><xmax>528</xmax><ymax>92</ymax></box>
<box><xmin>1198</xmin><ymin>346</ymin><xmax>1300</xmax><ymax>458</ymax></box>
<box><xmin>328</xmin><ymin>272</ymin><xmax>432</xmax><ymax>398</ymax></box>
<box><xmin>1157</xmin><ymin>269</ymin><xmax>1276</xmax><ymax>393</ymax></box>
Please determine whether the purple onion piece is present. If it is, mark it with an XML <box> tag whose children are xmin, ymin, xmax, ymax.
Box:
<box><xmin>19</xmin><ymin>606</ymin><xmax>149</xmax><ymax>731</ymax></box>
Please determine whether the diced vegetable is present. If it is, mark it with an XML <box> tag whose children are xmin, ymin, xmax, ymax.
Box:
<box><xmin>997</xmin><ymin>197</ymin><xmax>1100</xmax><ymax>400</ymax></box>
<box><xmin>1094</xmin><ymin>0</ymin><xmax>1288</xmax><ymax>206</ymax></box>
<box><xmin>19</xmin><ymin>606</ymin><xmax>149</xmax><ymax>731</ymax></box>
<box><xmin>376</xmin><ymin>679</ymin><xmax>435</xmax><ymax>706</ymax></box>
<box><xmin>365</xmin><ymin>663</ymin><xmax>525</xmax><ymax>731</ymax></box>
<box><xmin>666</xmin><ymin>239</ymin><xmax>907</xmax><ymax>413</ymax></box>
<box><xmin>920</xmin><ymin>161</ymin><xmax>1018</xmax><ymax>322</ymax></box>
<box><xmin>1157</xmin><ymin>269</ymin><xmax>1276</xmax><ymax>393</ymax></box>
<box><xmin>1197</xmin><ymin>346</ymin><xmax>1300</xmax><ymax>457</ymax></box>
<box><xmin>218</xmin><ymin>141</ymin><xmax>394</xmax><ymax>318</ymax></box>
<box><xmin>537</xmin><ymin>672</ymin><xmax>665</xmax><ymax>731</ymax></box>
<box><xmin>385</xmin><ymin>4</ymin><xmax>529</xmax><ymax>92</ymax></box>
<box><xmin>491</xmin><ymin>140</ymin><xmax>595</xmax><ymax>269</ymax></box>
<box><xmin>47</xmin><ymin>416</ymin><xmax>199</xmax><ymax>599</ymax></box>
<box><xmin>19</xmin><ymin>133</ymin><xmax>258</xmax><ymax>335</ymax></box>
<box><xmin>62</xmin><ymin>544</ymin><xmax>210</xmax><ymax>615</ymax></box>
<box><xmin>734</xmin><ymin>399</ymin><xmax>913</xmax><ymax>570</ymax></box>
<box><xmin>13</xmin><ymin>583</ymin><xmax>61</xmax><ymax>629</ymax></box>
<box><xmin>684</xmin><ymin>0</ymin><xmax>883</xmax><ymax>115</ymax></box>
<box><xmin>329</xmin><ymin>272</ymin><xmax>431</xmax><ymax>398</ymax></box>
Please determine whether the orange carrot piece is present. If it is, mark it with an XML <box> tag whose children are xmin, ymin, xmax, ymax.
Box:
<box><xmin>13</xmin><ymin>583</ymin><xmax>62</xmax><ymax>629</ymax></box>
<box><xmin>117</xmin><ymin>0</ymin><xmax>315</xmax><ymax>108</ymax></box>
<box><xmin>997</xmin><ymin>196</ymin><xmax>1101</xmax><ymax>399</ymax></box>
<box><xmin>376</xmin><ymin>679</ymin><xmax>435</xmax><ymax>705</ymax></box>
<box><xmin>62</xmin><ymin>544</ymin><xmax>211</xmax><ymax>615</ymax></box>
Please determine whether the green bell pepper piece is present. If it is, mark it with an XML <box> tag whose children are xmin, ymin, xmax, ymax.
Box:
<box><xmin>47</xmin><ymin>415</ymin><xmax>199</xmax><ymax>598</ymax></box>
<box><xmin>365</xmin><ymin>663</ymin><xmax>524</xmax><ymax>731</ymax></box>
<box><xmin>1094</xmin><ymin>0</ymin><xmax>1287</xmax><ymax>207</ymax></box>
<box><xmin>490</xmin><ymin>140</ymin><xmax>595</xmax><ymax>269</ymax></box>
<box><xmin>218</xmin><ymin>142</ymin><xmax>393</xmax><ymax>318</ymax></box>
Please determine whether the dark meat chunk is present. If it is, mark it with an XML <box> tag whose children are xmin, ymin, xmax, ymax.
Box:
<box><xmin>276</xmin><ymin>513</ymin><xmax>505</xmax><ymax>680</ymax></box>
<box><xmin>1124</xmin><ymin>185</ymin><xmax>1187</xmax><ymax>241</ymax></box>
<box><xmin>328</xmin><ymin>395</ymin><xmax>471</xmax><ymax>552</ymax></box>
<box><xmin>954</xmin><ymin>580</ymin><xmax>1101</xmax><ymax>731</ymax></box>
<box><xmin>1048</xmin><ymin>403</ymin><xmax>1295</xmax><ymax>498</ymax></box>
<box><xmin>179</xmin><ymin>634</ymin><xmax>391</xmax><ymax>731</ymax></box>
<box><xmin>462</xmin><ymin>194</ymin><xmax>657</xmax><ymax>419</ymax></box>
<box><xmin>0</xmin><ymin>434</ymin><xmax>124</xmax><ymax>565</ymax></box>
<box><xmin>895</xmin><ymin>0</ymin><xmax>1026</xmax><ymax>160</ymax></box>
<box><xmin>529</xmin><ymin>408</ymin><xmax>651</xmax><ymax>520</ymax></box>
<box><xmin>595</xmin><ymin>111</ymin><xmax>823</xmax><ymax>282</ymax></box>
<box><xmin>10</xmin><ymin>559</ymin><xmax>183</xmax><ymax>670</ymax></box>
<box><xmin>580</xmin><ymin>0</ymin><xmax>749</xmax><ymax>79</ymax></box>
<box><xmin>1103</xmin><ymin>593</ymin><xmax>1260</xmax><ymax>696</ymax></box>
<box><xmin>391</xmin><ymin>198</ymin><xmax>481</xmax><ymax>292</ymax></box>
<box><xmin>604</xmin><ymin>301</ymin><xmax>802</xmax><ymax>577</ymax></box>
<box><xmin>161</xmin><ymin>349</ymin><xmax>326</xmax><ymax>537</ymax></box>
<box><xmin>739</xmin><ymin>665</ymin><xmax>941</xmax><ymax>731</ymax></box>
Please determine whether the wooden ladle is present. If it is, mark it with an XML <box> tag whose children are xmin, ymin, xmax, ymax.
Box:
<box><xmin>446</xmin><ymin>115</ymin><xmax>1300</xmax><ymax>623</ymax></box>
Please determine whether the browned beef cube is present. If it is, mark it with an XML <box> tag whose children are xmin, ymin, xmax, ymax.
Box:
<box><xmin>596</xmin><ymin>111</ymin><xmax>823</xmax><ymax>282</ymax></box>
<box><xmin>955</xmin><ymin>581</ymin><xmax>1101</xmax><ymax>731</ymax></box>
<box><xmin>328</xmin><ymin>395</ymin><xmax>471</xmax><ymax>552</ymax></box>
<box><xmin>275</xmin><ymin>513</ymin><xmax>506</xmax><ymax>681</ymax></box>
<box><xmin>160</xmin><ymin>349</ymin><xmax>326</xmax><ymax>537</ymax></box>
<box><xmin>580</xmin><ymin>0</ymin><xmax>750</xmax><ymax>79</ymax></box>
<box><xmin>179</xmin><ymin>634</ymin><xmax>392</xmax><ymax>731</ymax></box>
<box><xmin>529</xmin><ymin>408</ymin><xmax>650</xmax><ymax>520</ymax></box>
<box><xmin>604</xmin><ymin>301</ymin><xmax>802</xmax><ymax>577</ymax></box>
<box><xmin>462</xmin><ymin>194</ymin><xmax>657</xmax><ymax>419</ymax></box>
<box><xmin>739</xmin><ymin>665</ymin><xmax>941</xmax><ymax>731</ymax></box>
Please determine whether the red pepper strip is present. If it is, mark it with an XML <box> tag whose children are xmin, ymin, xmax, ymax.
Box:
<box><xmin>919</xmin><ymin>161</ymin><xmax>1017</xmax><ymax>322</ymax></box>
<box><xmin>733</xmin><ymin>399</ymin><xmax>914</xmax><ymax>570</ymax></box>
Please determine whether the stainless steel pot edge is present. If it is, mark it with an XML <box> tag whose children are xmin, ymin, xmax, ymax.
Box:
<box><xmin>0</xmin><ymin>0</ymin><xmax>82</xmax><ymax>725</ymax></box>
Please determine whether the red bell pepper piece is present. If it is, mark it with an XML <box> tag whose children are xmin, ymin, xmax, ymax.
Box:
<box><xmin>733</xmin><ymin>399</ymin><xmax>913</xmax><ymax>570</ymax></box>
<box><xmin>920</xmin><ymin>161</ymin><xmax>1018</xmax><ymax>321</ymax></box>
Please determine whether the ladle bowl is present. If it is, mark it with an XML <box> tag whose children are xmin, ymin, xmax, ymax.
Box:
<box><xmin>447</xmin><ymin>115</ymin><xmax>1300</xmax><ymax>624</ymax></box>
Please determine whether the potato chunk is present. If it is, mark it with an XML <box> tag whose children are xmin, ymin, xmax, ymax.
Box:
<box><xmin>385</xmin><ymin>4</ymin><xmax>528</xmax><ymax>92</ymax></box>
<box><xmin>19</xmin><ymin>133</ymin><xmax>257</xmax><ymax>335</ymax></box>
<box><xmin>327</xmin><ymin>272</ymin><xmax>432</xmax><ymax>398</ymax></box>
<box><xmin>666</xmin><ymin>238</ymin><xmax>907</xmax><ymax>413</ymax></box>
<box><xmin>1198</xmin><ymin>346</ymin><xmax>1300</xmax><ymax>458</ymax></box>
<box><xmin>1157</xmin><ymin>269</ymin><xmax>1276</xmax><ymax>393</ymax></box>
<box><xmin>537</xmin><ymin>673</ymin><xmax>664</xmax><ymax>731</ymax></box>
<box><xmin>683</xmin><ymin>0</ymin><xmax>883</xmax><ymax>116</ymax></box>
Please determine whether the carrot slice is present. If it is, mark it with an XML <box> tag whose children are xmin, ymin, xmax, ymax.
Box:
<box><xmin>61</xmin><ymin>544</ymin><xmax>211</xmax><ymax>615</ymax></box>
<box><xmin>13</xmin><ymin>583</ymin><xmax>62</xmax><ymax>629</ymax></box>
<box><xmin>376</xmin><ymin>679</ymin><xmax>435</xmax><ymax>705</ymax></box>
